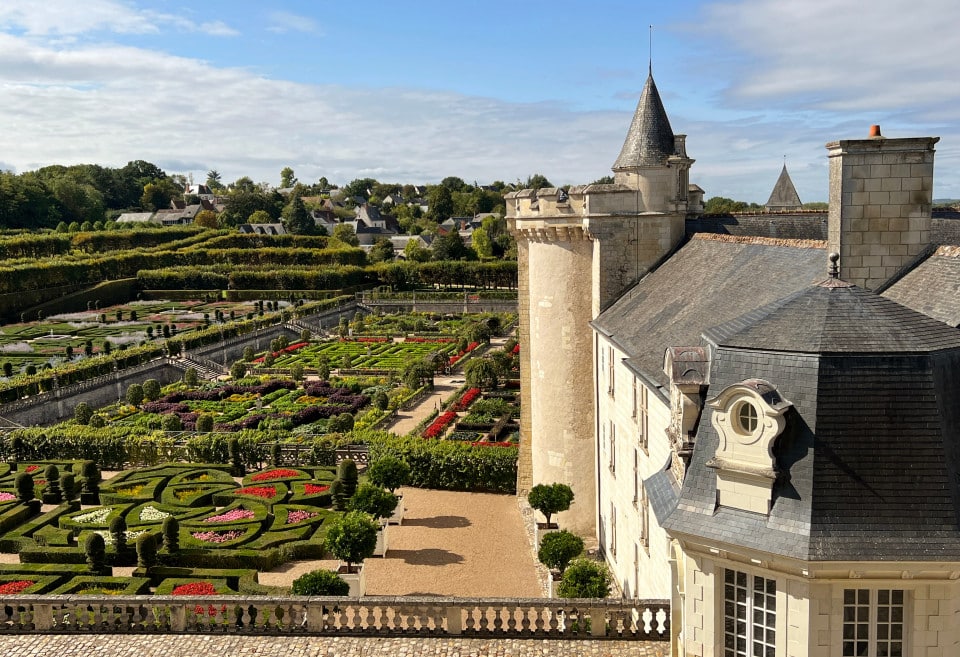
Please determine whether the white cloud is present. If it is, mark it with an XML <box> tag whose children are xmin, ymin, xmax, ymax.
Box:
<box><xmin>267</xmin><ymin>11</ymin><xmax>322</xmax><ymax>35</ymax></box>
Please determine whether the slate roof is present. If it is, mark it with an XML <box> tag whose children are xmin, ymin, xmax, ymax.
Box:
<box><xmin>657</xmin><ymin>281</ymin><xmax>960</xmax><ymax>561</ymax></box>
<box><xmin>765</xmin><ymin>164</ymin><xmax>802</xmax><ymax>210</ymax></box>
<box><xmin>704</xmin><ymin>281</ymin><xmax>960</xmax><ymax>353</ymax></box>
<box><xmin>612</xmin><ymin>71</ymin><xmax>675</xmax><ymax>170</ymax></box>
<box><xmin>591</xmin><ymin>235</ymin><xmax>826</xmax><ymax>392</ymax></box>
<box><xmin>883</xmin><ymin>248</ymin><xmax>960</xmax><ymax>327</ymax></box>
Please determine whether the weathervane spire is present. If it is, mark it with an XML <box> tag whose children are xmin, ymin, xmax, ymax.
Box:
<box><xmin>648</xmin><ymin>25</ymin><xmax>653</xmax><ymax>75</ymax></box>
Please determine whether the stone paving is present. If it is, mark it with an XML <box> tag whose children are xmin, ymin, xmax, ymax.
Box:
<box><xmin>1</xmin><ymin>634</ymin><xmax>669</xmax><ymax>656</ymax></box>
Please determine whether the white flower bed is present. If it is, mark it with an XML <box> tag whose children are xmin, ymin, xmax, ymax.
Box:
<box><xmin>139</xmin><ymin>505</ymin><xmax>171</xmax><ymax>522</ymax></box>
<box><xmin>73</xmin><ymin>508</ymin><xmax>111</xmax><ymax>524</ymax></box>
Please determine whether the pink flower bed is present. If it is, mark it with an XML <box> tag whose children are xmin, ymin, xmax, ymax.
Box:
<box><xmin>303</xmin><ymin>483</ymin><xmax>330</xmax><ymax>494</ymax></box>
<box><xmin>172</xmin><ymin>582</ymin><xmax>216</xmax><ymax>596</ymax></box>
<box><xmin>204</xmin><ymin>509</ymin><xmax>255</xmax><ymax>523</ymax></box>
<box><xmin>191</xmin><ymin>529</ymin><xmax>245</xmax><ymax>543</ymax></box>
<box><xmin>251</xmin><ymin>468</ymin><xmax>299</xmax><ymax>482</ymax></box>
<box><xmin>235</xmin><ymin>486</ymin><xmax>277</xmax><ymax>499</ymax></box>
<box><xmin>0</xmin><ymin>580</ymin><xmax>34</xmax><ymax>594</ymax></box>
<box><xmin>286</xmin><ymin>510</ymin><xmax>319</xmax><ymax>524</ymax></box>
<box><xmin>424</xmin><ymin>411</ymin><xmax>457</xmax><ymax>439</ymax></box>
<box><xmin>0</xmin><ymin>492</ymin><xmax>16</xmax><ymax>502</ymax></box>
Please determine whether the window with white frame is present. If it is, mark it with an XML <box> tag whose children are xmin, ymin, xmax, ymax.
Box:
<box><xmin>724</xmin><ymin>569</ymin><xmax>776</xmax><ymax>657</ymax></box>
<box><xmin>608</xmin><ymin>421</ymin><xmax>616</xmax><ymax>474</ymax></box>
<box><xmin>609</xmin><ymin>501</ymin><xmax>617</xmax><ymax>558</ymax></box>
<box><xmin>842</xmin><ymin>589</ymin><xmax>904</xmax><ymax>657</ymax></box>
<box><xmin>633</xmin><ymin>448</ymin><xmax>639</xmax><ymax>505</ymax></box>
<box><xmin>607</xmin><ymin>346</ymin><xmax>615</xmax><ymax>397</ymax></box>
<box><xmin>637</xmin><ymin>382</ymin><xmax>648</xmax><ymax>452</ymax></box>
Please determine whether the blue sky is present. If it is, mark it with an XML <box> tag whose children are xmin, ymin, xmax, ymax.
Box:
<box><xmin>0</xmin><ymin>0</ymin><xmax>957</xmax><ymax>202</ymax></box>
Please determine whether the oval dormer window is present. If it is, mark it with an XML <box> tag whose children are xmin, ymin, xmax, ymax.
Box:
<box><xmin>735</xmin><ymin>401</ymin><xmax>758</xmax><ymax>435</ymax></box>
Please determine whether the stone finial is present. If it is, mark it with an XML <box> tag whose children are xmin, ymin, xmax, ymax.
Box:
<box><xmin>828</xmin><ymin>252</ymin><xmax>840</xmax><ymax>278</ymax></box>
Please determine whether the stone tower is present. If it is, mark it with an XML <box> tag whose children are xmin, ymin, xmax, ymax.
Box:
<box><xmin>507</xmin><ymin>70</ymin><xmax>693</xmax><ymax>534</ymax></box>
<box><xmin>827</xmin><ymin>127</ymin><xmax>938</xmax><ymax>290</ymax></box>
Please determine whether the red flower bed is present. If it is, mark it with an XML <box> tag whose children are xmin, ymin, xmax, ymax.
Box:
<box><xmin>511</xmin><ymin>343</ymin><xmax>520</xmax><ymax>355</ymax></box>
<box><xmin>252</xmin><ymin>342</ymin><xmax>308</xmax><ymax>364</ymax></box>
<box><xmin>234</xmin><ymin>486</ymin><xmax>277</xmax><ymax>499</ymax></box>
<box><xmin>303</xmin><ymin>483</ymin><xmax>330</xmax><ymax>494</ymax></box>
<box><xmin>404</xmin><ymin>337</ymin><xmax>455</xmax><ymax>343</ymax></box>
<box><xmin>24</xmin><ymin>465</ymin><xmax>39</xmax><ymax>473</ymax></box>
<box><xmin>454</xmin><ymin>387</ymin><xmax>481</xmax><ymax>411</ymax></box>
<box><xmin>251</xmin><ymin>469</ymin><xmax>300</xmax><ymax>482</ymax></box>
<box><xmin>448</xmin><ymin>342</ymin><xmax>480</xmax><ymax>366</ymax></box>
<box><xmin>342</xmin><ymin>336</ymin><xmax>389</xmax><ymax>343</ymax></box>
<box><xmin>423</xmin><ymin>411</ymin><xmax>457</xmax><ymax>439</ymax></box>
<box><xmin>0</xmin><ymin>580</ymin><xmax>34</xmax><ymax>594</ymax></box>
<box><xmin>172</xmin><ymin>582</ymin><xmax>216</xmax><ymax>596</ymax></box>
<box><xmin>470</xmin><ymin>441</ymin><xmax>516</xmax><ymax>448</ymax></box>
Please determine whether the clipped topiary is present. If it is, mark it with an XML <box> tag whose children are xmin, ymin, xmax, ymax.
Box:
<box><xmin>196</xmin><ymin>414</ymin><xmax>213</xmax><ymax>433</ymax></box>
<box><xmin>109</xmin><ymin>515</ymin><xmax>128</xmax><ymax>553</ymax></box>
<box><xmin>74</xmin><ymin>402</ymin><xmax>93</xmax><ymax>426</ymax></box>
<box><xmin>59</xmin><ymin>472</ymin><xmax>77</xmax><ymax>501</ymax></box>
<box><xmin>15</xmin><ymin>472</ymin><xmax>34</xmax><ymax>502</ymax></box>
<box><xmin>42</xmin><ymin>464</ymin><xmax>62</xmax><ymax>504</ymax></box>
<box><xmin>136</xmin><ymin>532</ymin><xmax>158</xmax><ymax>569</ymax></box>
<box><xmin>84</xmin><ymin>532</ymin><xmax>107</xmax><ymax>574</ymax></box>
<box><xmin>324</xmin><ymin>511</ymin><xmax>378</xmax><ymax>573</ymax></box>
<box><xmin>291</xmin><ymin>569</ymin><xmax>350</xmax><ymax>596</ymax></box>
<box><xmin>367</xmin><ymin>455</ymin><xmax>410</xmax><ymax>494</ymax></box>
<box><xmin>557</xmin><ymin>559</ymin><xmax>611</xmax><ymax>599</ymax></box>
<box><xmin>78</xmin><ymin>460</ymin><xmax>101</xmax><ymax>504</ymax></box>
<box><xmin>9</xmin><ymin>435</ymin><xmax>23</xmax><ymax>463</ymax></box>
<box><xmin>162</xmin><ymin>516</ymin><xmax>179</xmax><ymax>553</ymax></box>
<box><xmin>349</xmin><ymin>483</ymin><xmax>399</xmax><ymax>521</ymax></box>
<box><xmin>538</xmin><ymin>530</ymin><xmax>584</xmax><ymax>575</ymax></box>
<box><xmin>271</xmin><ymin>442</ymin><xmax>282</xmax><ymax>467</ymax></box>
<box><xmin>228</xmin><ymin>437</ymin><xmax>245</xmax><ymax>477</ymax></box>
<box><xmin>528</xmin><ymin>483</ymin><xmax>575</xmax><ymax>528</ymax></box>
<box><xmin>337</xmin><ymin>459</ymin><xmax>359</xmax><ymax>499</ymax></box>
<box><xmin>330</xmin><ymin>478</ymin><xmax>347</xmax><ymax>511</ymax></box>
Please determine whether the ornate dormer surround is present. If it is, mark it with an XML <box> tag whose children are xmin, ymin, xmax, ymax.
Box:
<box><xmin>706</xmin><ymin>379</ymin><xmax>792</xmax><ymax>515</ymax></box>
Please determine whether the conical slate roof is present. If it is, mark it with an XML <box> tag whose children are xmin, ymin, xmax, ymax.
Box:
<box><xmin>704</xmin><ymin>279</ymin><xmax>960</xmax><ymax>353</ymax></box>
<box><xmin>765</xmin><ymin>164</ymin><xmax>802</xmax><ymax>210</ymax></box>
<box><xmin>612</xmin><ymin>72</ymin><xmax>675</xmax><ymax>170</ymax></box>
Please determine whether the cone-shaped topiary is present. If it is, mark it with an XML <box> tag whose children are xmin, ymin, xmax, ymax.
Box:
<box><xmin>136</xmin><ymin>532</ymin><xmax>158</xmax><ymax>569</ymax></box>
<box><xmin>162</xmin><ymin>516</ymin><xmax>179</xmax><ymax>553</ymax></box>
<box><xmin>291</xmin><ymin>569</ymin><xmax>350</xmax><ymax>596</ymax></box>
<box><xmin>42</xmin><ymin>464</ymin><xmax>62</xmax><ymax>504</ymax></box>
<box><xmin>271</xmin><ymin>442</ymin><xmax>282</xmax><ymax>467</ymax></box>
<box><xmin>84</xmin><ymin>532</ymin><xmax>107</xmax><ymax>573</ymax></box>
<box><xmin>15</xmin><ymin>472</ymin><xmax>34</xmax><ymax>502</ymax></box>
<box><xmin>330</xmin><ymin>478</ymin><xmax>347</xmax><ymax>511</ymax></box>
<box><xmin>59</xmin><ymin>472</ymin><xmax>76</xmax><ymax>501</ymax></box>
<box><xmin>9</xmin><ymin>435</ymin><xmax>23</xmax><ymax>463</ymax></box>
<box><xmin>228</xmin><ymin>437</ymin><xmax>245</xmax><ymax>477</ymax></box>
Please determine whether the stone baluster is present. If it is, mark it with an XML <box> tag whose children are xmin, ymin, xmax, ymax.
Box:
<box><xmin>589</xmin><ymin>606</ymin><xmax>606</xmax><ymax>637</ymax></box>
<box><xmin>446</xmin><ymin>602</ymin><xmax>462</xmax><ymax>635</ymax></box>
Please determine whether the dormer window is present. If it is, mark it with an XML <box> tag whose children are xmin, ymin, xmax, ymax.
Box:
<box><xmin>706</xmin><ymin>379</ymin><xmax>792</xmax><ymax>515</ymax></box>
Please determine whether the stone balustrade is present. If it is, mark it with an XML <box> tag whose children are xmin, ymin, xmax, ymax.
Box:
<box><xmin>0</xmin><ymin>596</ymin><xmax>669</xmax><ymax>640</ymax></box>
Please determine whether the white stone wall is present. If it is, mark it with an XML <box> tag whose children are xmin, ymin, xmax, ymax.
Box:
<box><xmin>596</xmin><ymin>335</ymin><xmax>673</xmax><ymax>600</ymax></box>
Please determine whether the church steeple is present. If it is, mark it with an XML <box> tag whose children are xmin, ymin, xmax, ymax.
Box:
<box><xmin>613</xmin><ymin>72</ymin><xmax>676</xmax><ymax>171</ymax></box>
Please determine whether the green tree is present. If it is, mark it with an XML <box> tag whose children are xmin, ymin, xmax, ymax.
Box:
<box><xmin>280</xmin><ymin>167</ymin><xmax>297</xmax><ymax>188</ymax></box>
<box><xmin>142</xmin><ymin>378</ymin><xmax>161</xmax><ymax>402</ymax></box>
<box><xmin>332</xmin><ymin>223</ymin><xmax>360</xmax><ymax>247</ymax></box>
<box><xmin>367</xmin><ymin>455</ymin><xmax>410</xmax><ymax>493</ymax></box>
<box><xmin>183</xmin><ymin>367</ymin><xmax>199</xmax><ymax>387</ymax></box>
<box><xmin>431</xmin><ymin>231</ymin><xmax>474</xmax><ymax>261</ymax></box>
<box><xmin>369</xmin><ymin>237</ymin><xmax>395</xmax><ymax>262</ymax></box>
<box><xmin>471</xmin><ymin>226</ymin><xmax>493</xmax><ymax>258</ymax></box>
<box><xmin>464</xmin><ymin>357</ymin><xmax>498</xmax><ymax>389</ymax></box>
<box><xmin>206</xmin><ymin>169</ymin><xmax>224</xmax><ymax>190</ymax></box>
<box><xmin>525</xmin><ymin>173</ymin><xmax>553</xmax><ymax>190</ymax></box>
<box><xmin>557</xmin><ymin>559</ymin><xmax>611</xmax><ymax>598</ymax></box>
<box><xmin>194</xmin><ymin>209</ymin><xmax>218</xmax><ymax>228</ymax></box>
<box><xmin>196</xmin><ymin>414</ymin><xmax>214</xmax><ymax>432</ymax></box>
<box><xmin>248</xmin><ymin>209</ymin><xmax>273</xmax><ymax>223</ymax></box>
<box><xmin>324</xmin><ymin>511</ymin><xmax>378</xmax><ymax>572</ymax></box>
<box><xmin>404</xmin><ymin>239</ymin><xmax>432</xmax><ymax>262</ymax></box>
<box><xmin>428</xmin><ymin>185</ymin><xmax>454</xmax><ymax>222</ymax></box>
<box><xmin>537</xmin><ymin>530</ymin><xmax>584</xmax><ymax>574</ymax></box>
<box><xmin>282</xmin><ymin>192</ymin><xmax>315</xmax><ymax>235</ymax></box>
<box><xmin>74</xmin><ymin>402</ymin><xmax>93</xmax><ymax>425</ymax></box>
<box><xmin>230</xmin><ymin>361</ymin><xmax>247</xmax><ymax>379</ymax></box>
<box><xmin>528</xmin><ymin>483</ymin><xmax>575</xmax><ymax>526</ymax></box>
<box><xmin>125</xmin><ymin>383</ymin><xmax>145</xmax><ymax>407</ymax></box>
<box><xmin>349</xmin><ymin>483</ymin><xmax>398</xmax><ymax>520</ymax></box>
<box><xmin>140</xmin><ymin>179</ymin><xmax>180</xmax><ymax>211</ymax></box>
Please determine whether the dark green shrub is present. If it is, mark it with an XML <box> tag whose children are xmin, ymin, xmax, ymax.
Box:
<box><xmin>9</xmin><ymin>435</ymin><xmax>23</xmax><ymax>462</ymax></box>
<box><xmin>89</xmin><ymin>414</ymin><xmax>106</xmax><ymax>429</ymax></box>
<box><xmin>59</xmin><ymin>472</ymin><xmax>77</xmax><ymax>501</ymax></box>
<box><xmin>373</xmin><ymin>391</ymin><xmax>389</xmax><ymax>411</ymax></box>
<box><xmin>161</xmin><ymin>414</ymin><xmax>183</xmax><ymax>431</ymax></box>
<box><xmin>330</xmin><ymin>479</ymin><xmax>347</xmax><ymax>511</ymax></box>
<box><xmin>349</xmin><ymin>484</ymin><xmax>398</xmax><ymax>520</ymax></box>
<box><xmin>125</xmin><ymin>383</ymin><xmax>144</xmax><ymax>407</ymax></box>
<box><xmin>337</xmin><ymin>459</ymin><xmax>358</xmax><ymax>499</ymax></box>
<box><xmin>367</xmin><ymin>455</ymin><xmax>410</xmax><ymax>493</ymax></box>
<box><xmin>528</xmin><ymin>483</ymin><xmax>574</xmax><ymax>526</ymax></box>
<box><xmin>109</xmin><ymin>515</ymin><xmax>127</xmax><ymax>553</ymax></box>
<box><xmin>324</xmin><ymin>511</ymin><xmax>378</xmax><ymax>572</ymax></box>
<box><xmin>271</xmin><ymin>442</ymin><xmax>282</xmax><ymax>466</ymax></box>
<box><xmin>78</xmin><ymin>460</ymin><xmax>100</xmax><ymax>503</ymax></box>
<box><xmin>557</xmin><ymin>559</ymin><xmax>611</xmax><ymax>598</ymax></box>
<box><xmin>291</xmin><ymin>569</ymin><xmax>350</xmax><ymax>596</ymax></box>
<box><xmin>196</xmin><ymin>414</ymin><xmax>214</xmax><ymax>433</ymax></box>
<box><xmin>15</xmin><ymin>472</ymin><xmax>34</xmax><ymax>502</ymax></box>
<box><xmin>230</xmin><ymin>361</ymin><xmax>247</xmax><ymax>380</ymax></box>
<box><xmin>74</xmin><ymin>402</ymin><xmax>93</xmax><ymax>425</ymax></box>
<box><xmin>142</xmin><ymin>379</ymin><xmax>161</xmax><ymax>401</ymax></box>
<box><xmin>228</xmin><ymin>437</ymin><xmax>245</xmax><ymax>477</ymax></box>
<box><xmin>84</xmin><ymin>532</ymin><xmax>107</xmax><ymax>573</ymax></box>
<box><xmin>136</xmin><ymin>532</ymin><xmax>158</xmax><ymax>568</ymax></box>
<box><xmin>42</xmin><ymin>465</ymin><xmax>62</xmax><ymax>504</ymax></box>
<box><xmin>538</xmin><ymin>530</ymin><xmax>584</xmax><ymax>575</ymax></box>
<box><xmin>162</xmin><ymin>516</ymin><xmax>179</xmax><ymax>553</ymax></box>
<box><xmin>183</xmin><ymin>367</ymin><xmax>198</xmax><ymax>387</ymax></box>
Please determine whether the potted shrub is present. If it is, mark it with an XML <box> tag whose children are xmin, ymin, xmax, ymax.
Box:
<box><xmin>528</xmin><ymin>482</ymin><xmax>574</xmax><ymax>543</ymax></box>
<box><xmin>349</xmin><ymin>483</ymin><xmax>399</xmax><ymax>556</ymax></box>
<box><xmin>537</xmin><ymin>530</ymin><xmax>585</xmax><ymax>597</ymax></box>
<box><xmin>557</xmin><ymin>558</ymin><xmax>611</xmax><ymax>599</ymax></box>
<box><xmin>292</xmin><ymin>569</ymin><xmax>350</xmax><ymax>596</ymax></box>
<box><xmin>366</xmin><ymin>455</ymin><xmax>410</xmax><ymax>525</ymax></box>
<box><xmin>324</xmin><ymin>510</ymin><xmax>378</xmax><ymax>596</ymax></box>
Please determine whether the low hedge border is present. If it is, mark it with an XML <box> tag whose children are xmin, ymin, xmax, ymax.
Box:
<box><xmin>0</xmin><ymin>501</ymin><xmax>79</xmax><ymax>551</ymax></box>
<box><xmin>133</xmin><ymin>565</ymin><xmax>259</xmax><ymax>591</ymax></box>
<box><xmin>0</xmin><ymin>573</ymin><xmax>62</xmax><ymax>594</ymax></box>
<box><xmin>160</xmin><ymin>482</ymin><xmax>238</xmax><ymax>507</ymax></box>
<box><xmin>51</xmin><ymin>575</ymin><xmax>151</xmax><ymax>595</ymax></box>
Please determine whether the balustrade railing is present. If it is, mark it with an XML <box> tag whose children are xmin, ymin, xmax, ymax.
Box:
<box><xmin>0</xmin><ymin>596</ymin><xmax>669</xmax><ymax>640</ymax></box>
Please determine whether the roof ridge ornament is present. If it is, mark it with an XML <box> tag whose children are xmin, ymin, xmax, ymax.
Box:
<box><xmin>828</xmin><ymin>252</ymin><xmax>839</xmax><ymax>278</ymax></box>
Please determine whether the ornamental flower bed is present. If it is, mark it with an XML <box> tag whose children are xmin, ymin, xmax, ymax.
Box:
<box><xmin>423</xmin><ymin>411</ymin><xmax>458</xmax><ymax>439</ymax></box>
<box><xmin>24</xmin><ymin>465</ymin><xmax>40</xmax><ymax>474</ymax></box>
<box><xmin>213</xmin><ymin>482</ymin><xmax>288</xmax><ymax>507</ymax></box>
<box><xmin>0</xmin><ymin>580</ymin><xmax>34</xmax><ymax>594</ymax></box>
<box><xmin>0</xmin><ymin>492</ymin><xmax>18</xmax><ymax>502</ymax></box>
<box><xmin>251</xmin><ymin>468</ymin><xmax>301</xmax><ymax>482</ymax></box>
<box><xmin>236</xmin><ymin>486</ymin><xmax>276</xmax><ymax>498</ymax></box>
<box><xmin>138</xmin><ymin>505</ymin><xmax>171</xmax><ymax>522</ymax></box>
<box><xmin>172</xmin><ymin>581</ymin><xmax>217</xmax><ymax>596</ymax></box>
<box><xmin>73</xmin><ymin>508</ymin><xmax>112</xmax><ymax>524</ymax></box>
<box><xmin>252</xmin><ymin>341</ymin><xmax>309</xmax><ymax>364</ymax></box>
<box><xmin>191</xmin><ymin>529</ymin><xmax>246</xmax><ymax>543</ymax></box>
<box><xmin>454</xmin><ymin>387</ymin><xmax>481</xmax><ymax>411</ymax></box>
<box><xmin>204</xmin><ymin>509</ymin><xmax>255</xmax><ymax>523</ymax></box>
<box><xmin>448</xmin><ymin>341</ymin><xmax>480</xmax><ymax>366</ymax></box>
<box><xmin>404</xmin><ymin>336</ymin><xmax>455</xmax><ymax>343</ymax></box>
<box><xmin>304</xmin><ymin>484</ymin><xmax>330</xmax><ymax>494</ymax></box>
<box><xmin>470</xmin><ymin>441</ymin><xmax>517</xmax><ymax>448</ymax></box>
<box><xmin>286</xmin><ymin>510</ymin><xmax>319</xmax><ymax>524</ymax></box>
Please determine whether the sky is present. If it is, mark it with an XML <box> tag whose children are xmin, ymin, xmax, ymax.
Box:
<box><xmin>0</xmin><ymin>0</ymin><xmax>957</xmax><ymax>203</ymax></box>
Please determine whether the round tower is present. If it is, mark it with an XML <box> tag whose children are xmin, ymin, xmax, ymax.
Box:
<box><xmin>508</xmin><ymin>70</ymin><xmax>694</xmax><ymax>536</ymax></box>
